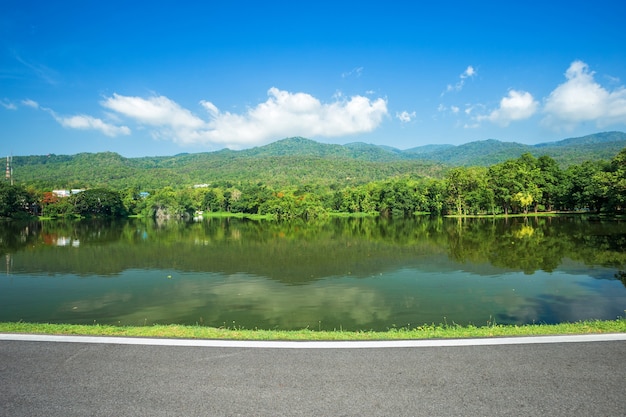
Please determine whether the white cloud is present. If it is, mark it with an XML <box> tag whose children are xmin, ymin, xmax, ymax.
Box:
<box><xmin>22</xmin><ymin>99</ymin><xmax>131</xmax><ymax>137</ymax></box>
<box><xmin>462</xmin><ymin>66</ymin><xmax>476</xmax><ymax>78</ymax></box>
<box><xmin>1</xmin><ymin>100</ymin><xmax>17</xmax><ymax>110</ymax></box>
<box><xmin>103</xmin><ymin>87</ymin><xmax>388</xmax><ymax>148</ymax></box>
<box><xmin>480</xmin><ymin>89</ymin><xmax>538</xmax><ymax>126</ymax></box>
<box><xmin>543</xmin><ymin>60</ymin><xmax>626</xmax><ymax>129</ymax></box>
<box><xmin>444</xmin><ymin>65</ymin><xmax>477</xmax><ymax>94</ymax></box>
<box><xmin>102</xmin><ymin>94</ymin><xmax>205</xmax><ymax>129</ymax></box>
<box><xmin>396</xmin><ymin>110</ymin><xmax>416</xmax><ymax>123</ymax></box>
<box><xmin>342</xmin><ymin>67</ymin><xmax>364</xmax><ymax>78</ymax></box>
<box><xmin>436</xmin><ymin>104</ymin><xmax>460</xmax><ymax>115</ymax></box>
<box><xmin>55</xmin><ymin>114</ymin><xmax>131</xmax><ymax>137</ymax></box>
<box><xmin>21</xmin><ymin>99</ymin><xmax>39</xmax><ymax>109</ymax></box>
<box><xmin>199</xmin><ymin>100</ymin><xmax>219</xmax><ymax>117</ymax></box>
<box><xmin>14</xmin><ymin>55</ymin><xmax>58</xmax><ymax>86</ymax></box>
<box><xmin>605</xmin><ymin>74</ymin><xmax>621</xmax><ymax>84</ymax></box>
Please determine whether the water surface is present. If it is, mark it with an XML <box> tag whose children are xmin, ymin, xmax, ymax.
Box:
<box><xmin>1</xmin><ymin>216</ymin><xmax>625</xmax><ymax>330</ymax></box>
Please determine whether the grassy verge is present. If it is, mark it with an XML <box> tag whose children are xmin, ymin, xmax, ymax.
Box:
<box><xmin>1</xmin><ymin>318</ymin><xmax>625</xmax><ymax>341</ymax></box>
<box><xmin>445</xmin><ymin>211</ymin><xmax>626</xmax><ymax>219</ymax></box>
<box><xmin>202</xmin><ymin>212</ymin><xmax>276</xmax><ymax>220</ymax></box>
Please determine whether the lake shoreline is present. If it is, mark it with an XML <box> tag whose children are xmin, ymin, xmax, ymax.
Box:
<box><xmin>1</xmin><ymin>318</ymin><xmax>625</xmax><ymax>341</ymax></box>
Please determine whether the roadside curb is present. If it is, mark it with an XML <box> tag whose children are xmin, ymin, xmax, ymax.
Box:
<box><xmin>2</xmin><ymin>333</ymin><xmax>625</xmax><ymax>349</ymax></box>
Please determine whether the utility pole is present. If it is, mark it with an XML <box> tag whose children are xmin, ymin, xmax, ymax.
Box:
<box><xmin>5</xmin><ymin>155</ymin><xmax>13</xmax><ymax>185</ymax></box>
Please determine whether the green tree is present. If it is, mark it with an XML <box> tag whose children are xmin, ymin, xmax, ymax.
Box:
<box><xmin>70</xmin><ymin>188</ymin><xmax>126</xmax><ymax>217</ymax></box>
<box><xmin>445</xmin><ymin>167</ymin><xmax>489</xmax><ymax>215</ymax></box>
<box><xmin>536</xmin><ymin>155</ymin><xmax>563</xmax><ymax>212</ymax></box>
<box><xmin>424</xmin><ymin>178</ymin><xmax>446</xmax><ymax>215</ymax></box>
<box><xmin>0</xmin><ymin>182</ymin><xmax>34</xmax><ymax>218</ymax></box>
<box><xmin>145</xmin><ymin>186</ymin><xmax>193</xmax><ymax>218</ymax></box>
<box><xmin>563</xmin><ymin>161</ymin><xmax>606</xmax><ymax>212</ymax></box>
<box><xmin>612</xmin><ymin>148</ymin><xmax>626</xmax><ymax>210</ymax></box>
<box><xmin>121</xmin><ymin>186</ymin><xmax>141</xmax><ymax>215</ymax></box>
<box><xmin>488</xmin><ymin>161</ymin><xmax>518</xmax><ymax>215</ymax></box>
<box><xmin>488</xmin><ymin>154</ymin><xmax>543</xmax><ymax>214</ymax></box>
<box><xmin>203</xmin><ymin>189</ymin><xmax>224</xmax><ymax>212</ymax></box>
<box><xmin>513</xmin><ymin>192</ymin><xmax>534</xmax><ymax>214</ymax></box>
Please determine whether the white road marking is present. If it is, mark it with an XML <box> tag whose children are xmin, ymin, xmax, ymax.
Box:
<box><xmin>1</xmin><ymin>333</ymin><xmax>625</xmax><ymax>348</ymax></box>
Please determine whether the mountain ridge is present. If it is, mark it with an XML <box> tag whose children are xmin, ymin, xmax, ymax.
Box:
<box><xmin>229</xmin><ymin>131</ymin><xmax>626</xmax><ymax>166</ymax></box>
<box><xmin>9</xmin><ymin>131</ymin><xmax>626</xmax><ymax>190</ymax></box>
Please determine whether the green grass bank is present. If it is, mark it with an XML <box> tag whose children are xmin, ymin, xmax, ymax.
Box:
<box><xmin>1</xmin><ymin>318</ymin><xmax>625</xmax><ymax>341</ymax></box>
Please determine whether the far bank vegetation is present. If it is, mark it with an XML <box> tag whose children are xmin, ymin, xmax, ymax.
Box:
<box><xmin>2</xmin><ymin>149</ymin><xmax>626</xmax><ymax>220</ymax></box>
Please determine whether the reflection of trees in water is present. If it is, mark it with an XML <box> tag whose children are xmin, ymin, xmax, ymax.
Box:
<box><xmin>0</xmin><ymin>221</ymin><xmax>41</xmax><ymax>255</ymax></box>
<box><xmin>4</xmin><ymin>253</ymin><xmax>12</xmax><ymax>275</ymax></box>
<box><xmin>446</xmin><ymin>216</ymin><xmax>626</xmax><ymax>274</ymax></box>
<box><xmin>3</xmin><ymin>216</ymin><xmax>626</xmax><ymax>280</ymax></box>
<box><xmin>617</xmin><ymin>271</ymin><xmax>626</xmax><ymax>288</ymax></box>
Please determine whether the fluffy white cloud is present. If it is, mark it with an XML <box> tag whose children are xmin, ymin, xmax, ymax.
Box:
<box><xmin>56</xmin><ymin>114</ymin><xmax>131</xmax><ymax>137</ymax></box>
<box><xmin>103</xmin><ymin>87</ymin><xmax>388</xmax><ymax>148</ymax></box>
<box><xmin>396</xmin><ymin>110</ymin><xmax>416</xmax><ymax>123</ymax></box>
<box><xmin>102</xmin><ymin>94</ymin><xmax>205</xmax><ymax>129</ymax></box>
<box><xmin>543</xmin><ymin>60</ymin><xmax>626</xmax><ymax>129</ymax></box>
<box><xmin>481</xmin><ymin>89</ymin><xmax>538</xmax><ymax>126</ymax></box>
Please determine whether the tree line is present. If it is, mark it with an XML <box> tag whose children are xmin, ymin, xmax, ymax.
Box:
<box><xmin>1</xmin><ymin>149</ymin><xmax>625</xmax><ymax>219</ymax></box>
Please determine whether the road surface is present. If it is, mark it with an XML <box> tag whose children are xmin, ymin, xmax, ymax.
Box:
<box><xmin>1</xmin><ymin>335</ymin><xmax>625</xmax><ymax>416</ymax></box>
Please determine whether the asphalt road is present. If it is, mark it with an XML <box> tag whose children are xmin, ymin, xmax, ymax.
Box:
<box><xmin>1</xmin><ymin>336</ymin><xmax>625</xmax><ymax>417</ymax></box>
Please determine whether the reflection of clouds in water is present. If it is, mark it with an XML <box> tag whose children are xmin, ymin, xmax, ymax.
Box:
<box><xmin>493</xmin><ymin>271</ymin><xmax>626</xmax><ymax>324</ymax></box>
<box><xmin>501</xmin><ymin>295</ymin><xmax>612</xmax><ymax>324</ymax></box>
<box><xmin>53</xmin><ymin>268</ymin><xmax>626</xmax><ymax>329</ymax></box>
<box><xmin>109</xmin><ymin>273</ymin><xmax>391</xmax><ymax>328</ymax></box>
<box><xmin>62</xmin><ymin>292</ymin><xmax>132</xmax><ymax>313</ymax></box>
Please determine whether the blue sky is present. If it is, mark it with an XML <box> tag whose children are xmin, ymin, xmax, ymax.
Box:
<box><xmin>2</xmin><ymin>1</ymin><xmax>626</xmax><ymax>157</ymax></box>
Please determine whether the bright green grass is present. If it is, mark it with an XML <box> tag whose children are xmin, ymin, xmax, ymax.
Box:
<box><xmin>1</xmin><ymin>318</ymin><xmax>625</xmax><ymax>341</ymax></box>
<box><xmin>198</xmin><ymin>212</ymin><xmax>275</xmax><ymax>220</ymax></box>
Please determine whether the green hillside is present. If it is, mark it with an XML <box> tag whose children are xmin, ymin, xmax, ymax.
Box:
<box><xmin>13</xmin><ymin>150</ymin><xmax>443</xmax><ymax>191</ymax></box>
<box><xmin>410</xmin><ymin>132</ymin><xmax>626</xmax><ymax>166</ymax></box>
<box><xmin>9</xmin><ymin>131</ymin><xmax>625</xmax><ymax>191</ymax></box>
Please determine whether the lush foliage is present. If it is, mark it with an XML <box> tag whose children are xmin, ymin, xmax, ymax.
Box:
<box><xmin>121</xmin><ymin>149</ymin><xmax>623</xmax><ymax>219</ymax></box>
<box><xmin>12</xmin><ymin>148</ymin><xmax>446</xmax><ymax>191</ymax></box>
<box><xmin>71</xmin><ymin>188</ymin><xmax>126</xmax><ymax>217</ymax></box>
<box><xmin>0</xmin><ymin>182</ymin><xmax>37</xmax><ymax>219</ymax></box>
<box><xmin>10</xmin><ymin>132</ymin><xmax>626</xmax><ymax>192</ymax></box>
<box><xmin>3</xmin><ymin>136</ymin><xmax>626</xmax><ymax>219</ymax></box>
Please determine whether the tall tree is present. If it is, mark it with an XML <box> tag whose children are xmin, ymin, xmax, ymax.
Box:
<box><xmin>0</xmin><ymin>182</ymin><xmax>33</xmax><ymax>218</ymax></box>
<box><xmin>71</xmin><ymin>188</ymin><xmax>126</xmax><ymax>217</ymax></box>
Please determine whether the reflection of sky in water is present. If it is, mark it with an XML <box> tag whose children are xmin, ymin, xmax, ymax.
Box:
<box><xmin>2</xmin><ymin>216</ymin><xmax>625</xmax><ymax>330</ymax></box>
<box><xmin>1</xmin><ymin>263</ymin><xmax>624</xmax><ymax>331</ymax></box>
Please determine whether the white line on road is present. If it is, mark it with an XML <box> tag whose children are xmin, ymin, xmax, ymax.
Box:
<box><xmin>1</xmin><ymin>333</ymin><xmax>625</xmax><ymax>348</ymax></box>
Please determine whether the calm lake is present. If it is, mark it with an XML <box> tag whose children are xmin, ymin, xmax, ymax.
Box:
<box><xmin>1</xmin><ymin>216</ymin><xmax>625</xmax><ymax>331</ymax></box>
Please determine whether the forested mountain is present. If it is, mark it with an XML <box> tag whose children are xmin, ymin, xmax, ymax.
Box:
<box><xmin>13</xmin><ymin>148</ymin><xmax>445</xmax><ymax>190</ymax></box>
<box><xmin>402</xmin><ymin>131</ymin><xmax>626</xmax><ymax>166</ymax></box>
<box><xmin>240</xmin><ymin>137</ymin><xmax>403</xmax><ymax>162</ymax></box>
<box><xmin>9</xmin><ymin>131</ymin><xmax>626</xmax><ymax>191</ymax></box>
<box><xmin>4</xmin><ymin>136</ymin><xmax>626</xmax><ymax>220</ymax></box>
